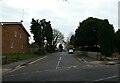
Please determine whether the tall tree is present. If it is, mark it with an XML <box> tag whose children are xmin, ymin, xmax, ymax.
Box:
<box><xmin>30</xmin><ymin>18</ymin><xmax>44</xmax><ymax>50</ymax></box>
<box><xmin>75</xmin><ymin>17</ymin><xmax>115</xmax><ymax>57</ymax></box>
<box><xmin>70</xmin><ymin>35</ymin><xmax>75</xmax><ymax>45</ymax></box>
<box><xmin>114</xmin><ymin>29</ymin><xmax>120</xmax><ymax>53</ymax></box>
<box><xmin>30</xmin><ymin>18</ymin><xmax>53</xmax><ymax>52</ymax></box>
<box><xmin>41</xmin><ymin>19</ymin><xmax>53</xmax><ymax>47</ymax></box>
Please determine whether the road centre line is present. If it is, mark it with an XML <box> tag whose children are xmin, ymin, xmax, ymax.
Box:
<box><xmin>56</xmin><ymin>61</ymin><xmax>60</xmax><ymax>69</ymax></box>
<box><xmin>56</xmin><ymin>56</ymin><xmax>62</xmax><ymax>69</ymax></box>
<box><xmin>59</xmin><ymin>56</ymin><xmax>62</xmax><ymax>61</ymax></box>
<box><xmin>56</xmin><ymin>55</ymin><xmax>62</xmax><ymax>69</ymax></box>
<box><xmin>91</xmin><ymin>75</ymin><xmax>119</xmax><ymax>82</ymax></box>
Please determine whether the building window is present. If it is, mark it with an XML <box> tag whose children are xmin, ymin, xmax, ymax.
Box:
<box><xmin>20</xmin><ymin>34</ymin><xmax>22</xmax><ymax>38</ymax></box>
<box><xmin>14</xmin><ymin>31</ymin><xmax>17</xmax><ymax>37</ymax></box>
<box><xmin>10</xmin><ymin>42</ymin><xmax>14</xmax><ymax>48</ymax></box>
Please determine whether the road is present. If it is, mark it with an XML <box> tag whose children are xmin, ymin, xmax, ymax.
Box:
<box><xmin>2</xmin><ymin>52</ymin><xmax>119</xmax><ymax>82</ymax></box>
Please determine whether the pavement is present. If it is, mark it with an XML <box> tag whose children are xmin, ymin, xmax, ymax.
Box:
<box><xmin>102</xmin><ymin>58</ymin><xmax>120</xmax><ymax>65</ymax></box>
<box><xmin>2</xmin><ymin>55</ymin><xmax>48</xmax><ymax>75</ymax></box>
<box><xmin>2</xmin><ymin>52</ymin><xmax>120</xmax><ymax>75</ymax></box>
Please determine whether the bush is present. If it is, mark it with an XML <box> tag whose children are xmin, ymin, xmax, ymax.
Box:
<box><xmin>2</xmin><ymin>53</ymin><xmax>39</xmax><ymax>64</ymax></box>
<box><xmin>80</xmin><ymin>46</ymin><xmax>100</xmax><ymax>52</ymax></box>
<box><xmin>33</xmin><ymin>51</ymin><xmax>46</xmax><ymax>55</ymax></box>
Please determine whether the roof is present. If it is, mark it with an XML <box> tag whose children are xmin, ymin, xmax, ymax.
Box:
<box><xmin>29</xmin><ymin>42</ymin><xmax>39</xmax><ymax>48</ymax></box>
<box><xmin>0</xmin><ymin>22</ymin><xmax>30</xmax><ymax>36</ymax></box>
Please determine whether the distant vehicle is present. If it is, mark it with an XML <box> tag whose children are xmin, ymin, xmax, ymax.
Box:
<box><xmin>68</xmin><ymin>49</ymin><xmax>74</xmax><ymax>54</ymax></box>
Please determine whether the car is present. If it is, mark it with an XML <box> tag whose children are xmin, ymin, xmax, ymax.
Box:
<box><xmin>68</xmin><ymin>49</ymin><xmax>74</xmax><ymax>54</ymax></box>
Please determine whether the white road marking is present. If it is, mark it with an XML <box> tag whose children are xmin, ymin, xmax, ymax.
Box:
<box><xmin>82</xmin><ymin>65</ymin><xmax>93</xmax><ymax>68</ymax></box>
<box><xmin>84</xmin><ymin>60</ymin><xmax>87</xmax><ymax>63</ymax></box>
<box><xmin>79</xmin><ymin>58</ymin><xmax>87</xmax><ymax>63</ymax></box>
<box><xmin>92</xmin><ymin>75</ymin><xmax>119</xmax><ymax>82</ymax></box>
<box><xmin>4</xmin><ymin>66</ymin><xmax>25</xmax><ymax>75</ymax></box>
<box><xmin>59</xmin><ymin>57</ymin><xmax>62</xmax><ymax>61</ymax></box>
<box><xmin>4</xmin><ymin>56</ymin><xmax>48</xmax><ymax>75</ymax></box>
<box><xmin>28</xmin><ymin>56</ymin><xmax>48</xmax><ymax>64</ymax></box>
<box><xmin>68</xmin><ymin>67</ymin><xmax>71</xmax><ymax>69</ymax></box>
<box><xmin>78</xmin><ymin>58</ymin><xmax>82</xmax><ymax>61</ymax></box>
<box><xmin>15</xmin><ymin>65</ymin><xmax>21</xmax><ymax>69</ymax></box>
<box><xmin>72</xmin><ymin>66</ymin><xmax>77</xmax><ymax>68</ymax></box>
<box><xmin>56</xmin><ymin>60</ymin><xmax>61</xmax><ymax>69</ymax></box>
<box><xmin>67</xmin><ymin>66</ymin><xmax>77</xmax><ymax>69</ymax></box>
<box><xmin>56</xmin><ymin>54</ymin><xmax>63</xmax><ymax>69</ymax></box>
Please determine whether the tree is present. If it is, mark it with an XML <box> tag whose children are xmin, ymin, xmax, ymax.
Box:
<box><xmin>30</xmin><ymin>18</ymin><xmax>53</xmax><ymax>52</ymax></box>
<box><xmin>75</xmin><ymin>17</ymin><xmax>115</xmax><ymax>57</ymax></box>
<box><xmin>70</xmin><ymin>35</ymin><xmax>75</xmax><ymax>45</ymax></box>
<box><xmin>66</xmin><ymin>35</ymin><xmax>75</xmax><ymax>50</ymax></box>
<box><xmin>97</xmin><ymin>19</ymin><xmax>115</xmax><ymax>56</ymax></box>
<box><xmin>75</xmin><ymin>17</ymin><xmax>99</xmax><ymax>47</ymax></box>
<box><xmin>30</xmin><ymin>18</ymin><xmax>44</xmax><ymax>51</ymax></box>
<box><xmin>114</xmin><ymin>29</ymin><xmax>120</xmax><ymax>53</ymax></box>
<box><xmin>41</xmin><ymin>19</ymin><xmax>53</xmax><ymax>52</ymax></box>
<box><xmin>59</xmin><ymin>44</ymin><xmax>63</xmax><ymax>52</ymax></box>
<box><xmin>52</xmin><ymin>29</ymin><xmax>64</xmax><ymax>49</ymax></box>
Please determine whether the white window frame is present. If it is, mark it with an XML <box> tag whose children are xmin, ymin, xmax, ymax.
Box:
<box><xmin>20</xmin><ymin>33</ymin><xmax>22</xmax><ymax>38</ymax></box>
<box><xmin>10</xmin><ymin>42</ymin><xmax>14</xmax><ymax>48</ymax></box>
<box><xmin>14</xmin><ymin>31</ymin><xmax>17</xmax><ymax>37</ymax></box>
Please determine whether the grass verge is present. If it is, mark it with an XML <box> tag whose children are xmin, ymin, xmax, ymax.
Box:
<box><xmin>2</xmin><ymin>53</ymin><xmax>45</xmax><ymax>64</ymax></box>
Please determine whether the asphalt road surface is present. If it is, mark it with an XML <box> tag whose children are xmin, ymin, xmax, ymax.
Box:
<box><xmin>2</xmin><ymin>52</ymin><xmax>119</xmax><ymax>82</ymax></box>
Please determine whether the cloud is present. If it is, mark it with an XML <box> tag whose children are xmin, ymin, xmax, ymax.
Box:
<box><xmin>0</xmin><ymin>0</ymin><xmax>119</xmax><ymax>43</ymax></box>
<box><xmin>1</xmin><ymin>4</ymin><xmax>22</xmax><ymax>21</ymax></box>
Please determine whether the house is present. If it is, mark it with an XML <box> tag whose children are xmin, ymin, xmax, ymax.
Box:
<box><xmin>0</xmin><ymin>22</ymin><xmax>30</xmax><ymax>54</ymax></box>
<box><xmin>29</xmin><ymin>42</ymin><xmax>39</xmax><ymax>52</ymax></box>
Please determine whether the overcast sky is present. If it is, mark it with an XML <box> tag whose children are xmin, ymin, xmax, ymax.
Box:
<box><xmin>0</xmin><ymin>0</ymin><xmax>119</xmax><ymax>43</ymax></box>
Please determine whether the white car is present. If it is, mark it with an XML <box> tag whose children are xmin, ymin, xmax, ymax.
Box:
<box><xmin>68</xmin><ymin>49</ymin><xmax>74</xmax><ymax>54</ymax></box>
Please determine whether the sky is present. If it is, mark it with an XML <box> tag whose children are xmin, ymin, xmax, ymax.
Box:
<box><xmin>0</xmin><ymin>0</ymin><xmax>119</xmax><ymax>43</ymax></box>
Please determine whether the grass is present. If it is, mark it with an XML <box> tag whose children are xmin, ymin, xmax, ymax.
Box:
<box><xmin>2</xmin><ymin>53</ymin><xmax>46</xmax><ymax>64</ymax></box>
<box><xmin>2</xmin><ymin>53</ymin><xmax>42</xmax><ymax>61</ymax></box>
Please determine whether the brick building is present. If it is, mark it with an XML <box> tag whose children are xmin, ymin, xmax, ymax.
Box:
<box><xmin>0</xmin><ymin>22</ymin><xmax>30</xmax><ymax>54</ymax></box>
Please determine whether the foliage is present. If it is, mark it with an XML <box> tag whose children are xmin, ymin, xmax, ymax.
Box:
<box><xmin>30</xmin><ymin>18</ymin><xmax>44</xmax><ymax>50</ymax></box>
<box><xmin>52</xmin><ymin>29</ymin><xmax>64</xmax><ymax>49</ymax></box>
<box><xmin>70</xmin><ymin>35</ymin><xmax>75</xmax><ymax>45</ymax></box>
<box><xmin>67</xmin><ymin>44</ymin><xmax>74</xmax><ymax>49</ymax></box>
<box><xmin>2</xmin><ymin>53</ymin><xmax>40</xmax><ymax>64</ymax></box>
<box><xmin>59</xmin><ymin>44</ymin><xmax>63</xmax><ymax>52</ymax></box>
<box><xmin>33</xmin><ymin>51</ymin><xmax>46</xmax><ymax>55</ymax></box>
<box><xmin>114</xmin><ymin>29</ymin><xmax>120</xmax><ymax>53</ymax></box>
<box><xmin>75</xmin><ymin>17</ymin><xmax>115</xmax><ymax>56</ymax></box>
<box><xmin>75</xmin><ymin>17</ymin><xmax>99</xmax><ymax>47</ymax></box>
<box><xmin>97</xmin><ymin>19</ymin><xmax>115</xmax><ymax>56</ymax></box>
<box><xmin>66</xmin><ymin>35</ymin><xmax>75</xmax><ymax>49</ymax></box>
<box><xmin>30</xmin><ymin>18</ymin><xmax>54</xmax><ymax>53</ymax></box>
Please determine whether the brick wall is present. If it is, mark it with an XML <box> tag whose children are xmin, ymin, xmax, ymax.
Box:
<box><xmin>2</xmin><ymin>24</ymin><xmax>29</xmax><ymax>54</ymax></box>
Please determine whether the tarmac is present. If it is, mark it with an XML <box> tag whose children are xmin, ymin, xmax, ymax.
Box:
<box><xmin>2</xmin><ymin>53</ymin><xmax>120</xmax><ymax>75</ymax></box>
<box><xmin>2</xmin><ymin>55</ymin><xmax>48</xmax><ymax>75</ymax></box>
